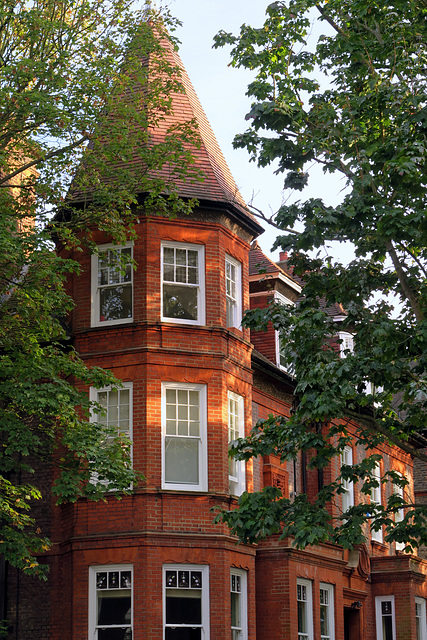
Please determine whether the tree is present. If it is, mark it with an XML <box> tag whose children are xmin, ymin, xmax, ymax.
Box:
<box><xmin>0</xmin><ymin>1</ymin><xmax>200</xmax><ymax>576</ymax></box>
<box><xmin>214</xmin><ymin>0</ymin><xmax>427</xmax><ymax>550</ymax></box>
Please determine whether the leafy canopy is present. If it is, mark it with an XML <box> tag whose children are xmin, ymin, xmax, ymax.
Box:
<box><xmin>0</xmin><ymin>1</ymin><xmax>201</xmax><ymax>576</ymax></box>
<box><xmin>214</xmin><ymin>0</ymin><xmax>427</xmax><ymax>550</ymax></box>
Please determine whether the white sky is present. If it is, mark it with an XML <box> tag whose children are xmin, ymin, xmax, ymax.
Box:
<box><xmin>166</xmin><ymin>0</ymin><xmax>353</xmax><ymax>262</ymax></box>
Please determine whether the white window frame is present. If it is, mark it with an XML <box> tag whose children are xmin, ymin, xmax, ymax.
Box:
<box><xmin>230</xmin><ymin>568</ymin><xmax>248</xmax><ymax>640</ymax></box>
<box><xmin>370</xmin><ymin>463</ymin><xmax>383</xmax><ymax>543</ymax></box>
<box><xmin>161</xmin><ymin>382</ymin><xmax>208</xmax><ymax>492</ymax></box>
<box><xmin>228</xmin><ymin>391</ymin><xmax>246</xmax><ymax>496</ymax></box>
<box><xmin>225</xmin><ymin>254</ymin><xmax>242</xmax><ymax>329</ymax></box>
<box><xmin>338</xmin><ymin>331</ymin><xmax>354</xmax><ymax>358</ymax></box>
<box><xmin>89</xmin><ymin>382</ymin><xmax>133</xmax><ymax>486</ymax></box>
<box><xmin>297</xmin><ymin>578</ymin><xmax>313</xmax><ymax>640</ymax></box>
<box><xmin>375</xmin><ymin>595</ymin><xmax>396</xmax><ymax>640</ymax></box>
<box><xmin>393</xmin><ymin>476</ymin><xmax>405</xmax><ymax>551</ymax></box>
<box><xmin>91</xmin><ymin>242</ymin><xmax>133</xmax><ymax>327</ymax></box>
<box><xmin>163</xmin><ymin>564</ymin><xmax>209</xmax><ymax>640</ymax></box>
<box><xmin>320</xmin><ymin>583</ymin><xmax>335</xmax><ymax>640</ymax></box>
<box><xmin>415</xmin><ymin>597</ymin><xmax>427</xmax><ymax>640</ymax></box>
<box><xmin>161</xmin><ymin>241</ymin><xmax>205</xmax><ymax>325</ymax></box>
<box><xmin>274</xmin><ymin>291</ymin><xmax>295</xmax><ymax>372</ymax></box>
<box><xmin>89</xmin><ymin>564</ymin><xmax>133</xmax><ymax>640</ymax></box>
<box><xmin>340</xmin><ymin>446</ymin><xmax>354</xmax><ymax>514</ymax></box>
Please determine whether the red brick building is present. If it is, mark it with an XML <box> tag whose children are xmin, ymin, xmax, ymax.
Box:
<box><xmin>5</xmin><ymin>39</ymin><xmax>427</xmax><ymax>640</ymax></box>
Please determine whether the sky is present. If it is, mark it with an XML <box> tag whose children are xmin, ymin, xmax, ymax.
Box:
<box><xmin>160</xmin><ymin>0</ymin><xmax>352</xmax><ymax>262</ymax></box>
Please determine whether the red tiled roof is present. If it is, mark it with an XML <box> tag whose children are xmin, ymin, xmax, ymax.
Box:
<box><xmin>250</xmin><ymin>241</ymin><xmax>347</xmax><ymax>317</ymax></box>
<box><xmin>249</xmin><ymin>241</ymin><xmax>285</xmax><ymax>276</ymax></box>
<box><xmin>71</xmin><ymin>31</ymin><xmax>258</xmax><ymax>230</ymax></box>
<box><xmin>163</xmin><ymin>43</ymin><xmax>250</xmax><ymax>214</ymax></box>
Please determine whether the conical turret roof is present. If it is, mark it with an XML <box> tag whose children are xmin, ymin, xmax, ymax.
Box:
<box><xmin>145</xmin><ymin>37</ymin><xmax>261</xmax><ymax>229</ymax></box>
<box><xmin>68</xmin><ymin>28</ymin><xmax>263</xmax><ymax>236</ymax></box>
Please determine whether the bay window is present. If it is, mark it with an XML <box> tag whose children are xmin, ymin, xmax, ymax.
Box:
<box><xmin>375</xmin><ymin>596</ymin><xmax>395</xmax><ymax>640</ymax></box>
<box><xmin>91</xmin><ymin>244</ymin><xmax>133</xmax><ymax>326</ymax></box>
<box><xmin>415</xmin><ymin>597</ymin><xmax>427</xmax><ymax>640</ymax></box>
<box><xmin>89</xmin><ymin>565</ymin><xmax>132</xmax><ymax>640</ymax></box>
<box><xmin>162</xmin><ymin>383</ymin><xmax>207</xmax><ymax>491</ymax></box>
<box><xmin>225</xmin><ymin>255</ymin><xmax>242</xmax><ymax>328</ymax></box>
<box><xmin>228</xmin><ymin>391</ymin><xmax>245</xmax><ymax>496</ymax></box>
<box><xmin>162</xmin><ymin>243</ymin><xmax>205</xmax><ymax>325</ymax></box>
<box><xmin>320</xmin><ymin>583</ymin><xmax>334</xmax><ymax>640</ymax></box>
<box><xmin>164</xmin><ymin>565</ymin><xmax>209</xmax><ymax>640</ymax></box>
<box><xmin>297</xmin><ymin>578</ymin><xmax>313</xmax><ymax>640</ymax></box>
<box><xmin>231</xmin><ymin>569</ymin><xmax>247</xmax><ymax>640</ymax></box>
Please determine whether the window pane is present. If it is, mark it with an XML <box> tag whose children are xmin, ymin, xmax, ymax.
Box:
<box><xmin>188</xmin><ymin>250</ymin><xmax>198</xmax><ymax>268</ymax></box>
<box><xmin>166</xmin><ymin>420</ymin><xmax>176</xmax><ymax>435</ymax></box>
<box><xmin>100</xmin><ymin>285</ymin><xmax>132</xmax><ymax>322</ymax></box>
<box><xmin>165</xmin><ymin>629</ymin><xmax>201</xmax><ymax>640</ymax></box>
<box><xmin>189</xmin><ymin>391</ymin><xmax>199</xmax><ymax>405</ymax></box>
<box><xmin>178</xmin><ymin>421</ymin><xmax>188</xmax><ymax>436</ymax></box>
<box><xmin>177</xmin><ymin>390</ymin><xmax>188</xmax><ymax>404</ymax></box>
<box><xmin>189</xmin><ymin>405</ymin><xmax>199</xmax><ymax>421</ymax></box>
<box><xmin>163</xmin><ymin>265</ymin><xmax>174</xmax><ymax>281</ymax></box>
<box><xmin>97</xmin><ymin>593</ymin><xmax>131</xmax><ymax>625</ymax></box>
<box><xmin>381</xmin><ymin>601</ymin><xmax>392</xmax><ymax>615</ymax></box>
<box><xmin>121</xmin><ymin>572</ymin><xmax>131</xmax><ymax>588</ymax></box>
<box><xmin>98</xmin><ymin>629</ymin><xmax>132</xmax><ymax>640</ymax></box>
<box><xmin>229</xmin><ymin>457</ymin><xmax>237</xmax><ymax>480</ymax></box>
<box><xmin>164</xmin><ymin>247</ymin><xmax>175</xmax><ymax>264</ymax></box>
<box><xmin>320</xmin><ymin>605</ymin><xmax>328</xmax><ymax>637</ymax></box>
<box><xmin>163</xmin><ymin>284</ymin><xmax>198</xmax><ymax>321</ymax></box>
<box><xmin>166</xmin><ymin>405</ymin><xmax>176</xmax><ymax>420</ymax></box>
<box><xmin>187</xmin><ymin>266</ymin><xmax>198</xmax><ymax>284</ymax></box>
<box><xmin>176</xmin><ymin>249</ymin><xmax>187</xmax><ymax>266</ymax></box>
<box><xmin>176</xmin><ymin>266</ymin><xmax>187</xmax><ymax>283</ymax></box>
<box><xmin>166</xmin><ymin>591</ymin><xmax>202</xmax><ymax>624</ymax></box>
<box><xmin>226</xmin><ymin>298</ymin><xmax>236</xmax><ymax>327</ymax></box>
<box><xmin>189</xmin><ymin>422</ymin><xmax>200</xmax><ymax>437</ymax></box>
<box><xmin>166</xmin><ymin>571</ymin><xmax>177</xmax><ymax>587</ymax></box>
<box><xmin>165</xmin><ymin>437</ymin><xmax>199</xmax><ymax>484</ymax></box>
<box><xmin>231</xmin><ymin>592</ymin><xmax>241</xmax><ymax>627</ymax></box>
<box><xmin>120</xmin><ymin>404</ymin><xmax>130</xmax><ymax>422</ymax></box>
<box><xmin>382</xmin><ymin>615</ymin><xmax>393</xmax><ymax>640</ymax></box>
<box><xmin>178</xmin><ymin>404</ymin><xmax>188</xmax><ymax>420</ymax></box>
<box><xmin>191</xmin><ymin>572</ymin><xmax>202</xmax><ymax>588</ymax></box>
<box><xmin>97</xmin><ymin>572</ymin><xmax>107</xmax><ymax>589</ymax></box>
<box><xmin>298</xmin><ymin>600</ymin><xmax>307</xmax><ymax>633</ymax></box>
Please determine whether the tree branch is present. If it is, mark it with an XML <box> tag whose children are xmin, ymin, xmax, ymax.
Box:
<box><xmin>395</xmin><ymin>242</ymin><xmax>427</xmax><ymax>279</ymax></box>
<box><xmin>0</xmin><ymin>135</ymin><xmax>89</xmax><ymax>186</ymax></box>
<box><xmin>345</xmin><ymin>407</ymin><xmax>427</xmax><ymax>462</ymax></box>
<box><xmin>248</xmin><ymin>203</ymin><xmax>301</xmax><ymax>233</ymax></box>
<box><xmin>385</xmin><ymin>240</ymin><xmax>424</xmax><ymax>323</ymax></box>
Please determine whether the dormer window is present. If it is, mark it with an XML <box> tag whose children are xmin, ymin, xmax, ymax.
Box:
<box><xmin>275</xmin><ymin>292</ymin><xmax>294</xmax><ymax>373</ymax></box>
<box><xmin>161</xmin><ymin>242</ymin><xmax>205</xmax><ymax>325</ymax></box>
<box><xmin>338</xmin><ymin>332</ymin><xmax>354</xmax><ymax>357</ymax></box>
<box><xmin>91</xmin><ymin>244</ymin><xmax>133</xmax><ymax>327</ymax></box>
<box><xmin>225</xmin><ymin>255</ymin><xmax>242</xmax><ymax>328</ymax></box>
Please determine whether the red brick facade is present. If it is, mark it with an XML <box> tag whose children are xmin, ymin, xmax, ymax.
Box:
<box><xmin>5</xmin><ymin>41</ymin><xmax>427</xmax><ymax>640</ymax></box>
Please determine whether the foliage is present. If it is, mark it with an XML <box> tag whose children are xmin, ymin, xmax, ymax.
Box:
<box><xmin>214</xmin><ymin>0</ymin><xmax>427</xmax><ymax>549</ymax></box>
<box><xmin>0</xmin><ymin>1</ymin><xmax>201</xmax><ymax>575</ymax></box>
